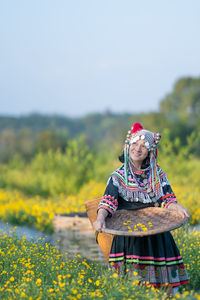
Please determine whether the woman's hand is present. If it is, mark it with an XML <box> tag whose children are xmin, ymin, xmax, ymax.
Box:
<box><xmin>93</xmin><ymin>208</ymin><xmax>108</xmax><ymax>232</ymax></box>
<box><xmin>168</xmin><ymin>203</ymin><xmax>190</xmax><ymax>219</ymax></box>
<box><xmin>93</xmin><ymin>218</ymin><xmax>106</xmax><ymax>232</ymax></box>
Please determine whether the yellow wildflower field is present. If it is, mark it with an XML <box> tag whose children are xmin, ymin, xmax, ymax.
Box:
<box><xmin>0</xmin><ymin>229</ymin><xmax>199</xmax><ymax>299</ymax></box>
<box><xmin>0</xmin><ymin>178</ymin><xmax>199</xmax><ymax>233</ymax></box>
<box><xmin>0</xmin><ymin>181</ymin><xmax>105</xmax><ymax>233</ymax></box>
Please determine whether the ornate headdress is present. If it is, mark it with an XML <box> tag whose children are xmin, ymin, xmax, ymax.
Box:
<box><xmin>124</xmin><ymin>122</ymin><xmax>163</xmax><ymax>204</ymax></box>
<box><xmin>125</xmin><ymin>122</ymin><xmax>161</xmax><ymax>150</ymax></box>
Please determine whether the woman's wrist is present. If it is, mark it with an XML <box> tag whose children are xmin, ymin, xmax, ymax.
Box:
<box><xmin>168</xmin><ymin>202</ymin><xmax>177</xmax><ymax>207</ymax></box>
<box><xmin>97</xmin><ymin>208</ymin><xmax>108</xmax><ymax>221</ymax></box>
<box><xmin>167</xmin><ymin>201</ymin><xmax>177</xmax><ymax>208</ymax></box>
<box><xmin>97</xmin><ymin>215</ymin><xmax>105</xmax><ymax>222</ymax></box>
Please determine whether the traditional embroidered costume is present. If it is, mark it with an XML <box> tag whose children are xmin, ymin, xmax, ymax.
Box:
<box><xmin>98</xmin><ymin>123</ymin><xmax>189</xmax><ymax>287</ymax></box>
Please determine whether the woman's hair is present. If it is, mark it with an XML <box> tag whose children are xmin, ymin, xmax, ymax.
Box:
<box><xmin>118</xmin><ymin>151</ymin><xmax>151</xmax><ymax>169</ymax></box>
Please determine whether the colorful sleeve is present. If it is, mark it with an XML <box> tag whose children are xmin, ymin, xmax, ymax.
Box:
<box><xmin>98</xmin><ymin>176</ymin><xmax>118</xmax><ymax>215</ymax></box>
<box><xmin>158</xmin><ymin>167</ymin><xmax>178</xmax><ymax>208</ymax></box>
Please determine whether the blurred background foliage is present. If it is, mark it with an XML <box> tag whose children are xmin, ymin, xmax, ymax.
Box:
<box><xmin>0</xmin><ymin>76</ymin><xmax>200</xmax><ymax>163</ymax></box>
<box><xmin>0</xmin><ymin>75</ymin><xmax>199</xmax><ymax>196</ymax></box>
<box><xmin>0</xmin><ymin>76</ymin><xmax>199</xmax><ymax>229</ymax></box>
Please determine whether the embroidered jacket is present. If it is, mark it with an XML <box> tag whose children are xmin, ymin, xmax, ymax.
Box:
<box><xmin>98</xmin><ymin>164</ymin><xmax>177</xmax><ymax>216</ymax></box>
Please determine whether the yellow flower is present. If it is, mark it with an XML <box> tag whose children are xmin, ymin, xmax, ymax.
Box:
<box><xmin>57</xmin><ymin>274</ymin><xmax>62</xmax><ymax>281</ymax></box>
<box><xmin>10</xmin><ymin>276</ymin><xmax>14</xmax><ymax>282</ymax></box>
<box><xmin>71</xmin><ymin>288</ymin><xmax>77</xmax><ymax>294</ymax></box>
<box><xmin>59</xmin><ymin>282</ymin><xmax>65</xmax><ymax>289</ymax></box>
<box><xmin>20</xmin><ymin>292</ymin><xmax>26</xmax><ymax>298</ymax></box>
<box><xmin>133</xmin><ymin>271</ymin><xmax>138</xmax><ymax>276</ymax></box>
<box><xmin>36</xmin><ymin>278</ymin><xmax>42</xmax><ymax>286</ymax></box>
<box><xmin>194</xmin><ymin>293</ymin><xmax>200</xmax><ymax>300</ymax></box>
<box><xmin>95</xmin><ymin>280</ymin><xmax>100</xmax><ymax>286</ymax></box>
<box><xmin>142</xmin><ymin>228</ymin><xmax>148</xmax><ymax>231</ymax></box>
<box><xmin>26</xmin><ymin>278</ymin><xmax>31</xmax><ymax>282</ymax></box>
<box><xmin>112</xmin><ymin>273</ymin><xmax>118</xmax><ymax>278</ymax></box>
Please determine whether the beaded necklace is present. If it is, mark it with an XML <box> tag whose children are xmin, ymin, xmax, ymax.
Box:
<box><xmin>128</xmin><ymin>160</ymin><xmax>150</xmax><ymax>191</ymax></box>
<box><xmin>128</xmin><ymin>159</ymin><xmax>159</xmax><ymax>206</ymax></box>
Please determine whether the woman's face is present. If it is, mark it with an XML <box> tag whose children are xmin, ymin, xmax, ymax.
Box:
<box><xmin>129</xmin><ymin>139</ymin><xmax>149</xmax><ymax>163</ymax></box>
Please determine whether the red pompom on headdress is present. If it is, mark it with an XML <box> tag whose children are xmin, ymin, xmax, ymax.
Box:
<box><xmin>131</xmin><ymin>122</ymin><xmax>143</xmax><ymax>133</ymax></box>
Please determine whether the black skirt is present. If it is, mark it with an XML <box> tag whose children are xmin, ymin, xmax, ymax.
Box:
<box><xmin>109</xmin><ymin>232</ymin><xmax>189</xmax><ymax>287</ymax></box>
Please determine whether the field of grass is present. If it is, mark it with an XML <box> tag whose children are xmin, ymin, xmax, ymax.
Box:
<box><xmin>0</xmin><ymin>227</ymin><xmax>199</xmax><ymax>299</ymax></box>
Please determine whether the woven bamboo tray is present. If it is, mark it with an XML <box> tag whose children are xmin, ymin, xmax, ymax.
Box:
<box><xmin>102</xmin><ymin>207</ymin><xmax>189</xmax><ymax>237</ymax></box>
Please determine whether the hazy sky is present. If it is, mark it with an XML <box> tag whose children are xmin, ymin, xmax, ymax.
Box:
<box><xmin>0</xmin><ymin>0</ymin><xmax>200</xmax><ymax>117</ymax></box>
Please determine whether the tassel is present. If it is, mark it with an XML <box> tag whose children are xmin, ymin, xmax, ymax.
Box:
<box><xmin>124</xmin><ymin>144</ymin><xmax>129</xmax><ymax>185</ymax></box>
<box><xmin>149</xmin><ymin>150</ymin><xmax>163</xmax><ymax>199</ymax></box>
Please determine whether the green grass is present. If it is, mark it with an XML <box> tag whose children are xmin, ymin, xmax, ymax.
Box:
<box><xmin>0</xmin><ymin>227</ymin><xmax>199</xmax><ymax>299</ymax></box>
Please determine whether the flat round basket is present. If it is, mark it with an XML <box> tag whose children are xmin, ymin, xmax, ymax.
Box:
<box><xmin>102</xmin><ymin>207</ymin><xmax>189</xmax><ymax>237</ymax></box>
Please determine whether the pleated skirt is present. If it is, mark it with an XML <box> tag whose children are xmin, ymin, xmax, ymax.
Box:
<box><xmin>109</xmin><ymin>232</ymin><xmax>189</xmax><ymax>287</ymax></box>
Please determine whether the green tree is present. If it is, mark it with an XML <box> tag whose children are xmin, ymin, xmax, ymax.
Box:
<box><xmin>36</xmin><ymin>130</ymin><xmax>68</xmax><ymax>152</ymax></box>
<box><xmin>160</xmin><ymin>77</ymin><xmax>200</xmax><ymax>125</ymax></box>
<box><xmin>0</xmin><ymin>129</ymin><xmax>17</xmax><ymax>162</ymax></box>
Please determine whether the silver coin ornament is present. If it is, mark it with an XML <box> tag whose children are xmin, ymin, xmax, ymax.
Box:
<box><xmin>149</xmin><ymin>192</ymin><xmax>155</xmax><ymax>197</ymax></box>
<box><xmin>147</xmin><ymin>188</ymin><xmax>152</xmax><ymax>193</ymax></box>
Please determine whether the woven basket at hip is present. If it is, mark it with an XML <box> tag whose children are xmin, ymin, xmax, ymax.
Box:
<box><xmin>85</xmin><ymin>197</ymin><xmax>113</xmax><ymax>262</ymax></box>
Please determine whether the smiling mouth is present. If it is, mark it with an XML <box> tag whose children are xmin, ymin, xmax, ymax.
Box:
<box><xmin>133</xmin><ymin>152</ymin><xmax>141</xmax><ymax>156</ymax></box>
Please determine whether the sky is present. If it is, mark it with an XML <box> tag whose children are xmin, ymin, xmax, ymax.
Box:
<box><xmin>0</xmin><ymin>0</ymin><xmax>200</xmax><ymax>117</ymax></box>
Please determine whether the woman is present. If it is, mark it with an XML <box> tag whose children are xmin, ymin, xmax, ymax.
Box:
<box><xmin>93</xmin><ymin>122</ymin><xmax>190</xmax><ymax>289</ymax></box>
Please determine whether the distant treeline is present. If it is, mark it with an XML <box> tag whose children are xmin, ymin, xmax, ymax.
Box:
<box><xmin>0</xmin><ymin>112</ymin><xmax>132</xmax><ymax>161</ymax></box>
<box><xmin>0</xmin><ymin>76</ymin><xmax>200</xmax><ymax>162</ymax></box>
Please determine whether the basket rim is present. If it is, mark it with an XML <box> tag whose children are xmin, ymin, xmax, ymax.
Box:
<box><xmin>102</xmin><ymin>207</ymin><xmax>189</xmax><ymax>236</ymax></box>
